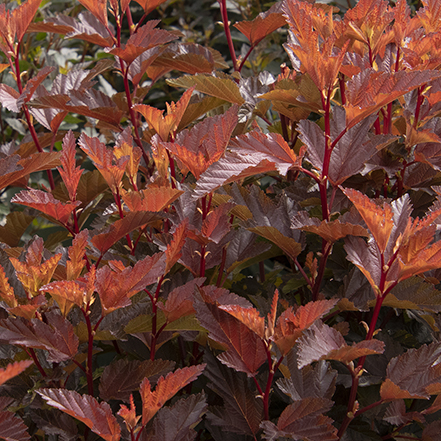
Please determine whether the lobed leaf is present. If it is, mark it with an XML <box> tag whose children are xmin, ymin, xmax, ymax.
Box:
<box><xmin>38</xmin><ymin>388</ymin><xmax>120</xmax><ymax>441</ymax></box>
<box><xmin>140</xmin><ymin>365</ymin><xmax>206</xmax><ymax>425</ymax></box>
<box><xmin>0</xmin><ymin>313</ymin><xmax>78</xmax><ymax>363</ymax></box>
<box><xmin>99</xmin><ymin>358</ymin><xmax>175</xmax><ymax>402</ymax></box>
<box><xmin>0</xmin><ymin>360</ymin><xmax>33</xmax><ymax>387</ymax></box>
<box><xmin>0</xmin><ymin>411</ymin><xmax>30</xmax><ymax>441</ymax></box>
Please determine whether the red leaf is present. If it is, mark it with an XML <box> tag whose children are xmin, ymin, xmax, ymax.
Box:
<box><xmin>0</xmin><ymin>152</ymin><xmax>61</xmax><ymax>192</ymax></box>
<box><xmin>95</xmin><ymin>252</ymin><xmax>166</xmax><ymax>315</ymax></box>
<box><xmin>261</xmin><ymin>397</ymin><xmax>337</xmax><ymax>441</ymax></box>
<box><xmin>0</xmin><ymin>265</ymin><xmax>17</xmax><ymax>308</ymax></box>
<box><xmin>193</xmin><ymin>130</ymin><xmax>303</xmax><ymax>198</ymax></box>
<box><xmin>0</xmin><ymin>85</ymin><xmax>20</xmax><ymax>112</ymax></box>
<box><xmin>234</xmin><ymin>3</ymin><xmax>285</xmax><ymax>46</ymax></box>
<box><xmin>157</xmin><ymin>106</ymin><xmax>238</xmax><ymax>179</ymax></box>
<box><xmin>91</xmin><ymin>211</ymin><xmax>162</xmax><ymax>255</ymax></box>
<box><xmin>165</xmin><ymin>218</ymin><xmax>189</xmax><ymax>273</ymax></box>
<box><xmin>343</xmin><ymin>188</ymin><xmax>394</xmax><ymax>253</ymax></box>
<box><xmin>158</xmin><ymin>278</ymin><xmax>205</xmax><ymax>323</ymax></box>
<box><xmin>0</xmin><ymin>360</ymin><xmax>33</xmax><ymax>387</ymax></box>
<box><xmin>12</xmin><ymin>189</ymin><xmax>81</xmax><ymax>224</ymax></box>
<box><xmin>133</xmin><ymin>0</ymin><xmax>169</xmax><ymax>14</ymax></box>
<box><xmin>40</xmin><ymin>280</ymin><xmax>85</xmax><ymax>315</ymax></box>
<box><xmin>140</xmin><ymin>364</ymin><xmax>206</xmax><ymax>425</ymax></box>
<box><xmin>99</xmin><ymin>358</ymin><xmax>175</xmax><ymax>402</ymax></box>
<box><xmin>37</xmin><ymin>388</ymin><xmax>121</xmax><ymax>441</ymax></box>
<box><xmin>134</xmin><ymin>87</ymin><xmax>194</xmax><ymax>141</ymax></box>
<box><xmin>0</xmin><ymin>411</ymin><xmax>30</xmax><ymax>441</ymax></box>
<box><xmin>345</xmin><ymin>69</ymin><xmax>441</xmax><ymax>129</ymax></box>
<box><xmin>0</xmin><ymin>313</ymin><xmax>79</xmax><ymax>363</ymax></box>
<box><xmin>77</xmin><ymin>0</ymin><xmax>108</xmax><ymax>27</ymax></box>
<box><xmin>117</xmin><ymin>394</ymin><xmax>140</xmax><ymax>431</ymax></box>
<box><xmin>194</xmin><ymin>289</ymin><xmax>267</xmax><ymax>376</ymax></box>
<box><xmin>121</xmin><ymin>187</ymin><xmax>183</xmax><ymax>212</ymax></box>
<box><xmin>66</xmin><ymin>229</ymin><xmax>89</xmax><ymax>281</ymax></box>
<box><xmin>380</xmin><ymin>342</ymin><xmax>441</xmax><ymax>400</ymax></box>
<box><xmin>16</xmin><ymin>66</ymin><xmax>55</xmax><ymax>109</ymax></box>
<box><xmin>297</xmin><ymin>321</ymin><xmax>384</xmax><ymax>368</ymax></box>
<box><xmin>57</xmin><ymin>131</ymin><xmax>82</xmax><ymax>201</ymax></box>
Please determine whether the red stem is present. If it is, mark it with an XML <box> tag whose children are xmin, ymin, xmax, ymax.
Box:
<box><xmin>26</xmin><ymin>348</ymin><xmax>47</xmax><ymax>378</ymax></box>
<box><xmin>238</xmin><ymin>43</ymin><xmax>256</xmax><ymax>72</ymax></box>
<box><xmin>82</xmin><ymin>308</ymin><xmax>95</xmax><ymax>397</ymax></box>
<box><xmin>114</xmin><ymin>187</ymin><xmax>134</xmax><ymax>252</ymax></box>
<box><xmin>218</xmin><ymin>0</ymin><xmax>238</xmax><ymax>70</ymax></box>
<box><xmin>150</xmin><ymin>275</ymin><xmax>165</xmax><ymax>361</ymax></box>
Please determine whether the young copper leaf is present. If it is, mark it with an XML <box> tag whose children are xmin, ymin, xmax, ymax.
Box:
<box><xmin>343</xmin><ymin>188</ymin><xmax>394</xmax><ymax>253</ymax></box>
<box><xmin>11</xmin><ymin>189</ymin><xmax>81</xmax><ymax>224</ymax></box>
<box><xmin>158</xmin><ymin>278</ymin><xmax>205</xmax><ymax>323</ymax></box>
<box><xmin>165</xmin><ymin>218</ymin><xmax>189</xmax><ymax>274</ymax></box>
<box><xmin>167</xmin><ymin>74</ymin><xmax>245</xmax><ymax>105</ymax></box>
<box><xmin>57</xmin><ymin>131</ymin><xmax>82</xmax><ymax>201</ymax></box>
<box><xmin>99</xmin><ymin>358</ymin><xmax>175</xmax><ymax>402</ymax></box>
<box><xmin>157</xmin><ymin>106</ymin><xmax>238</xmax><ymax>179</ymax></box>
<box><xmin>77</xmin><ymin>0</ymin><xmax>108</xmax><ymax>27</ymax></box>
<box><xmin>297</xmin><ymin>218</ymin><xmax>369</xmax><ymax>243</ymax></box>
<box><xmin>297</xmin><ymin>321</ymin><xmax>385</xmax><ymax>368</ymax></box>
<box><xmin>10</xmin><ymin>238</ymin><xmax>62</xmax><ymax>297</ymax></box>
<box><xmin>344</xmin><ymin>69</ymin><xmax>441</xmax><ymax>129</ymax></box>
<box><xmin>194</xmin><ymin>289</ymin><xmax>267</xmax><ymax>376</ymax></box>
<box><xmin>95</xmin><ymin>252</ymin><xmax>166</xmax><ymax>315</ymax></box>
<box><xmin>16</xmin><ymin>66</ymin><xmax>55</xmax><ymax>109</ymax></box>
<box><xmin>0</xmin><ymin>152</ymin><xmax>61</xmax><ymax>192</ymax></box>
<box><xmin>234</xmin><ymin>3</ymin><xmax>285</xmax><ymax>46</ymax></box>
<box><xmin>380</xmin><ymin>342</ymin><xmax>441</xmax><ymax>401</ymax></box>
<box><xmin>140</xmin><ymin>364</ymin><xmax>206</xmax><ymax>425</ymax></box>
<box><xmin>133</xmin><ymin>0</ymin><xmax>169</xmax><ymax>15</ymax></box>
<box><xmin>91</xmin><ymin>211</ymin><xmax>162</xmax><ymax>255</ymax></box>
<box><xmin>133</xmin><ymin>87</ymin><xmax>194</xmax><ymax>141</ymax></box>
<box><xmin>109</xmin><ymin>21</ymin><xmax>177</xmax><ymax>65</ymax></box>
<box><xmin>0</xmin><ymin>360</ymin><xmax>33</xmax><ymax>387</ymax></box>
<box><xmin>273</xmin><ymin>299</ymin><xmax>337</xmax><ymax>355</ymax></box>
<box><xmin>117</xmin><ymin>394</ymin><xmax>140</xmax><ymax>431</ymax></box>
<box><xmin>0</xmin><ymin>265</ymin><xmax>17</xmax><ymax>308</ymax></box>
<box><xmin>121</xmin><ymin>187</ymin><xmax>183</xmax><ymax>212</ymax></box>
<box><xmin>37</xmin><ymin>388</ymin><xmax>121</xmax><ymax>441</ymax></box>
<box><xmin>2</xmin><ymin>0</ymin><xmax>42</xmax><ymax>44</ymax></box>
<box><xmin>146</xmin><ymin>393</ymin><xmax>207</xmax><ymax>441</ymax></box>
<box><xmin>193</xmin><ymin>131</ymin><xmax>303</xmax><ymax>198</ymax></box>
<box><xmin>40</xmin><ymin>280</ymin><xmax>85</xmax><ymax>316</ymax></box>
<box><xmin>260</xmin><ymin>397</ymin><xmax>338</xmax><ymax>441</ymax></box>
<box><xmin>0</xmin><ymin>411</ymin><xmax>30</xmax><ymax>441</ymax></box>
<box><xmin>0</xmin><ymin>313</ymin><xmax>79</xmax><ymax>363</ymax></box>
<box><xmin>66</xmin><ymin>229</ymin><xmax>89</xmax><ymax>281</ymax></box>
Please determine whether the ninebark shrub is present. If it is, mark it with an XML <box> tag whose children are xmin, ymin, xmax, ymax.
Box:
<box><xmin>0</xmin><ymin>0</ymin><xmax>441</xmax><ymax>440</ymax></box>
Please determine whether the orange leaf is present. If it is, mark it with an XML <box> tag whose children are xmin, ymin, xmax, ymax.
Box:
<box><xmin>133</xmin><ymin>0</ymin><xmax>169</xmax><ymax>14</ymax></box>
<box><xmin>134</xmin><ymin>87</ymin><xmax>194</xmax><ymax>141</ymax></box>
<box><xmin>0</xmin><ymin>265</ymin><xmax>17</xmax><ymax>308</ymax></box>
<box><xmin>300</xmin><ymin>219</ymin><xmax>369</xmax><ymax>243</ymax></box>
<box><xmin>77</xmin><ymin>0</ymin><xmax>108</xmax><ymax>27</ymax></box>
<box><xmin>40</xmin><ymin>280</ymin><xmax>85</xmax><ymax>315</ymax></box>
<box><xmin>117</xmin><ymin>395</ymin><xmax>141</xmax><ymax>431</ymax></box>
<box><xmin>219</xmin><ymin>304</ymin><xmax>265</xmax><ymax>338</ymax></box>
<box><xmin>91</xmin><ymin>211</ymin><xmax>162</xmax><ymax>255</ymax></box>
<box><xmin>234</xmin><ymin>3</ymin><xmax>285</xmax><ymax>46</ymax></box>
<box><xmin>38</xmin><ymin>388</ymin><xmax>120</xmax><ymax>441</ymax></box>
<box><xmin>57</xmin><ymin>131</ymin><xmax>83</xmax><ymax>201</ymax></box>
<box><xmin>140</xmin><ymin>365</ymin><xmax>205</xmax><ymax>425</ymax></box>
<box><xmin>0</xmin><ymin>360</ymin><xmax>33</xmax><ymax>387</ymax></box>
<box><xmin>11</xmin><ymin>189</ymin><xmax>81</xmax><ymax>225</ymax></box>
<box><xmin>121</xmin><ymin>187</ymin><xmax>183</xmax><ymax>212</ymax></box>
<box><xmin>10</xmin><ymin>238</ymin><xmax>62</xmax><ymax>297</ymax></box>
<box><xmin>343</xmin><ymin>188</ymin><xmax>393</xmax><ymax>253</ymax></box>
<box><xmin>66</xmin><ymin>229</ymin><xmax>89</xmax><ymax>281</ymax></box>
<box><xmin>165</xmin><ymin>218</ymin><xmax>189</xmax><ymax>273</ymax></box>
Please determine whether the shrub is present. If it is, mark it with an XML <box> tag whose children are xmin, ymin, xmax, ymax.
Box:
<box><xmin>0</xmin><ymin>0</ymin><xmax>441</xmax><ymax>440</ymax></box>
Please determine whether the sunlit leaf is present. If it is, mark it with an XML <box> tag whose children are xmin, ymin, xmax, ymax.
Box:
<box><xmin>38</xmin><ymin>388</ymin><xmax>121</xmax><ymax>441</ymax></box>
<box><xmin>0</xmin><ymin>360</ymin><xmax>33</xmax><ymax>387</ymax></box>
<box><xmin>140</xmin><ymin>365</ymin><xmax>206</xmax><ymax>425</ymax></box>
